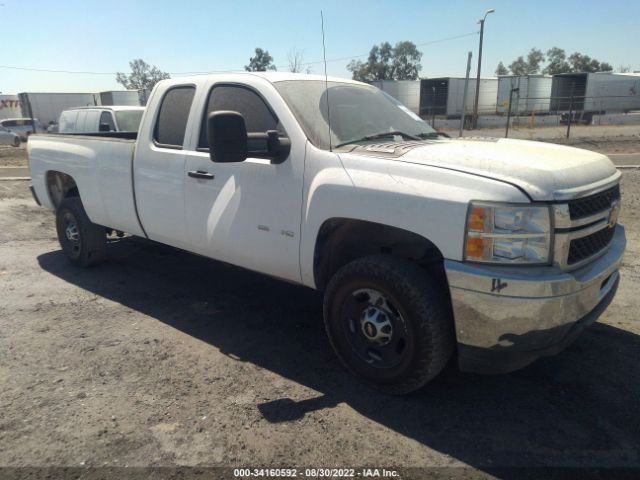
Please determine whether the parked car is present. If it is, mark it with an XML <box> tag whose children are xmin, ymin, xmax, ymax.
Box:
<box><xmin>58</xmin><ymin>106</ymin><xmax>144</xmax><ymax>134</ymax></box>
<box><xmin>0</xmin><ymin>118</ymin><xmax>44</xmax><ymax>141</ymax></box>
<box><xmin>0</xmin><ymin>126</ymin><xmax>21</xmax><ymax>147</ymax></box>
<box><xmin>27</xmin><ymin>73</ymin><xmax>625</xmax><ymax>394</ymax></box>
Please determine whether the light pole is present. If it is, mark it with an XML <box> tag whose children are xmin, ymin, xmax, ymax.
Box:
<box><xmin>472</xmin><ymin>8</ymin><xmax>495</xmax><ymax>129</ymax></box>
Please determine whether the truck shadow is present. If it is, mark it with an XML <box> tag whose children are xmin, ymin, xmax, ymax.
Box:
<box><xmin>37</xmin><ymin>238</ymin><xmax>640</xmax><ymax>473</ymax></box>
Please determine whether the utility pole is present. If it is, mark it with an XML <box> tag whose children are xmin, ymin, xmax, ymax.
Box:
<box><xmin>505</xmin><ymin>87</ymin><xmax>519</xmax><ymax>138</ymax></box>
<box><xmin>566</xmin><ymin>81</ymin><xmax>575</xmax><ymax>139</ymax></box>
<box><xmin>472</xmin><ymin>8</ymin><xmax>495</xmax><ymax>129</ymax></box>
<box><xmin>459</xmin><ymin>51</ymin><xmax>473</xmax><ymax>138</ymax></box>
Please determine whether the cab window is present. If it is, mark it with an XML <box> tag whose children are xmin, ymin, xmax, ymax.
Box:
<box><xmin>198</xmin><ymin>84</ymin><xmax>282</xmax><ymax>149</ymax></box>
<box><xmin>154</xmin><ymin>86</ymin><xmax>195</xmax><ymax>148</ymax></box>
<box><xmin>100</xmin><ymin>111</ymin><xmax>116</xmax><ymax>131</ymax></box>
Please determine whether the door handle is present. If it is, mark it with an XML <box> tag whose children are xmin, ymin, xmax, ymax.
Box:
<box><xmin>188</xmin><ymin>170</ymin><xmax>215</xmax><ymax>180</ymax></box>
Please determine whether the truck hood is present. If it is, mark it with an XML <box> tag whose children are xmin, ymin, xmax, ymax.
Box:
<box><xmin>387</xmin><ymin>138</ymin><xmax>619</xmax><ymax>201</ymax></box>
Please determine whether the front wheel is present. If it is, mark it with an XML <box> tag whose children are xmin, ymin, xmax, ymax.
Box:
<box><xmin>323</xmin><ymin>255</ymin><xmax>454</xmax><ymax>394</ymax></box>
<box><xmin>55</xmin><ymin>197</ymin><xmax>107</xmax><ymax>267</ymax></box>
<box><xmin>12</xmin><ymin>136</ymin><xmax>20</xmax><ymax>148</ymax></box>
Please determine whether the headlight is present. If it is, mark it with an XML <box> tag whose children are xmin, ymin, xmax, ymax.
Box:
<box><xmin>464</xmin><ymin>202</ymin><xmax>552</xmax><ymax>264</ymax></box>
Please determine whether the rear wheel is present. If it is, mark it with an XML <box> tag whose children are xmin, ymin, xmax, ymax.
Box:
<box><xmin>323</xmin><ymin>255</ymin><xmax>454</xmax><ymax>394</ymax></box>
<box><xmin>55</xmin><ymin>197</ymin><xmax>106</xmax><ymax>267</ymax></box>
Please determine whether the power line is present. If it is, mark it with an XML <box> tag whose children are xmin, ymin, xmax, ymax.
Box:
<box><xmin>274</xmin><ymin>31</ymin><xmax>479</xmax><ymax>69</ymax></box>
<box><xmin>0</xmin><ymin>31</ymin><xmax>479</xmax><ymax>77</ymax></box>
<box><xmin>0</xmin><ymin>64</ymin><xmax>114</xmax><ymax>75</ymax></box>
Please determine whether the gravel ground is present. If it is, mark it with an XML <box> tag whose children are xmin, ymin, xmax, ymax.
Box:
<box><xmin>0</xmin><ymin>145</ymin><xmax>27</xmax><ymax>167</ymax></box>
<box><xmin>0</xmin><ymin>151</ymin><xmax>639</xmax><ymax>478</ymax></box>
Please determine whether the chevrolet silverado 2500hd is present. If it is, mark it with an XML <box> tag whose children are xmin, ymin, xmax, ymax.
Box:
<box><xmin>27</xmin><ymin>73</ymin><xmax>625</xmax><ymax>394</ymax></box>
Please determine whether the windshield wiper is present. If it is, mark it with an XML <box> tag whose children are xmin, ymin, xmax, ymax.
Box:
<box><xmin>335</xmin><ymin>131</ymin><xmax>421</xmax><ymax>148</ymax></box>
<box><xmin>417</xmin><ymin>131</ymin><xmax>451</xmax><ymax>139</ymax></box>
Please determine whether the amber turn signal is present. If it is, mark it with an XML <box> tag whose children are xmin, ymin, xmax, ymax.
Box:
<box><xmin>467</xmin><ymin>206</ymin><xmax>486</xmax><ymax>232</ymax></box>
<box><xmin>465</xmin><ymin>236</ymin><xmax>488</xmax><ymax>260</ymax></box>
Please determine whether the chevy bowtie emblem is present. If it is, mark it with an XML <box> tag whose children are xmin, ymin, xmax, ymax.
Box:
<box><xmin>608</xmin><ymin>200</ymin><xmax>620</xmax><ymax>228</ymax></box>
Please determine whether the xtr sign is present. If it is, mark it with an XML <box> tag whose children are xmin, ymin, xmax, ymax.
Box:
<box><xmin>0</xmin><ymin>99</ymin><xmax>22</xmax><ymax>110</ymax></box>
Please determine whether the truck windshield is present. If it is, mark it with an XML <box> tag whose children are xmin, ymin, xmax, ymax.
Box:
<box><xmin>274</xmin><ymin>80</ymin><xmax>436</xmax><ymax>151</ymax></box>
<box><xmin>115</xmin><ymin>110</ymin><xmax>144</xmax><ymax>132</ymax></box>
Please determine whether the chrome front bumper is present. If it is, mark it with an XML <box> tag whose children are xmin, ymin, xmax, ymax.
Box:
<box><xmin>445</xmin><ymin>225</ymin><xmax>626</xmax><ymax>374</ymax></box>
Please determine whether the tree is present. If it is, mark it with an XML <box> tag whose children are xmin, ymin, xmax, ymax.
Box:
<box><xmin>495</xmin><ymin>62</ymin><xmax>509</xmax><ymax>76</ymax></box>
<box><xmin>542</xmin><ymin>47</ymin><xmax>570</xmax><ymax>75</ymax></box>
<box><xmin>501</xmin><ymin>47</ymin><xmax>614</xmax><ymax>75</ymax></box>
<box><xmin>508</xmin><ymin>56</ymin><xmax>528</xmax><ymax>76</ymax></box>
<box><xmin>287</xmin><ymin>49</ymin><xmax>305</xmax><ymax>73</ymax></box>
<box><xmin>507</xmin><ymin>48</ymin><xmax>544</xmax><ymax>75</ymax></box>
<box><xmin>526</xmin><ymin>48</ymin><xmax>545</xmax><ymax>74</ymax></box>
<box><xmin>392</xmin><ymin>41</ymin><xmax>423</xmax><ymax>80</ymax></box>
<box><xmin>245</xmin><ymin>48</ymin><xmax>276</xmax><ymax>72</ymax></box>
<box><xmin>347</xmin><ymin>41</ymin><xmax>422</xmax><ymax>81</ymax></box>
<box><xmin>115</xmin><ymin>59</ymin><xmax>170</xmax><ymax>91</ymax></box>
<box><xmin>567</xmin><ymin>53</ymin><xmax>612</xmax><ymax>73</ymax></box>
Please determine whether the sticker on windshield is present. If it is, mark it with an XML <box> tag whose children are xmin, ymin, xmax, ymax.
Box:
<box><xmin>398</xmin><ymin>105</ymin><xmax>425</xmax><ymax>122</ymax></box>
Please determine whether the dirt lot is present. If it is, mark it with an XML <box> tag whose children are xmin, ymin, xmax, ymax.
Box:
<box><xmin>0</xmin><ymin>145</ymin><xmax>27</xmax><ymax>167</ymax></box>
<box><xmin>1</xmin><ymin>143</ymin><xmax>639</xmax><ymax>479</ymax></box>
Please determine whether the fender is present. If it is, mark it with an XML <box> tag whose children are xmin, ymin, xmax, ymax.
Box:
<box><xmin>299</xmin><ymin>148</ymin><xmax>530</xmax><ymax>289</ymax></box>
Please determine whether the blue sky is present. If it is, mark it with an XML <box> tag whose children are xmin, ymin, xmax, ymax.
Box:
<box><xmin>1</xmin><ymin>0</ymin><xmax>639</xmax><ymax>93</ymax></box>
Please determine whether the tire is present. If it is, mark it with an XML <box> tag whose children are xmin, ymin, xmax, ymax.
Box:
<box><xmin>323</xmin><ymin>255</ymin><xmax>454</xmax><ymax>395</ymax></box>
<box><xmin>55</xmin><ymin>197</ymin><xmax>107</xmax><ymax>267</ymax></box>
<box><xmin>12</xmin><ymin>137</ymin><xmax>20</xmax><ymax>148</ymax></box>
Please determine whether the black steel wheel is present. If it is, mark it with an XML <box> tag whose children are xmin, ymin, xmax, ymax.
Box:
<box><xmin>324</xmin><ymin>255</ymin><xmax>454</xmax><ymax>394</ymax></box>
<box><xmin>55</xmin><ymin>197</ymin><xmax>107</xmax><ymax>267</ymax></box>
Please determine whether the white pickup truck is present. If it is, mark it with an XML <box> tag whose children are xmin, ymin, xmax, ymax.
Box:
<box><xmin>28</xmin><ymin>73</ymin><xmax>625</xmax><ymax>394</ymax></box>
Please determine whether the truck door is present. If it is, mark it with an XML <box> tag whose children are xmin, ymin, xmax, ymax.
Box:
<box><xmin>183</xmin><ymin>82</ymin><xmax>304</xmax><ymax>283</ymax></box>
<box><xmin>134</xmin><ymin>85</ymin><xmax>195</xmax><ymax>250</ymax></box>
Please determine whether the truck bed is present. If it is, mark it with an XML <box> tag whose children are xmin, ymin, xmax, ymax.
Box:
<box><xmin>62</xmin><ymin>131</ymin><xmax>138</xmax><ymax>140</ymax></box>
<box><xmin>28</xmin><ymin>134</ymin><xmax>145</xmax><ymax>237</ymax></box>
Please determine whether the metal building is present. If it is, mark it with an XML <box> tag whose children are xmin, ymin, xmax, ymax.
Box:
<box><xmin>99</xmin><ymin>90</ymin><xmax>140</xmax><ymax>106</ymax></box>
<box><xmin>496</xmin><ymin>75</ymin><xmax>553</xmax><ymax>115</ymax></box>
<box><xmin>18</xmin><ymin>92</ymin><xmax>98</xmax><ymax>126</ymax></box>
<box><xmin>18</xmin><ymin>91</ymin><xmax>142</xmax><ymax>125</ymax></box>
<box><xmin>550</xmin><ymin>72</ymin><xmax>640</xmax><ymax>113</ymax></box>
<box><xmin>419</xmin><ymin>77</ymin><xmax>498</xmax><ymax>118</ymax></box>
<box><xmin>371</xmin><ymin>80</ymin><xmax>421</xmax><ymax>114</ymax></box>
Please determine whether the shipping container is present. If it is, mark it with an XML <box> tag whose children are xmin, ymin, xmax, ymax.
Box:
<box><xmin>550</xmin><ymin>72</ymin><xmax>640</xmax><ymax>113</ymax></box>
<box><xmin>99</xmin><ymin>90</ymin><xmax>141</xmax><ymax>106</ymax></box>
<box><xmin>496</xmin><ymin>75</ymin><xmax>552</xmax><ymax>115</ymax></box>
<box><xmin>419</xmin><ymin>77</ymin><xmax>498</xmax><ymax>118</ymax></box>
<box><xmin>371</xmin><ymin>80</ymin><xmax>421</xmax><ymax>114</ymax></box>
<box><xmin>18</xmin><ymin>92</ymin><xmax>98</xmax><ymax>126</ymax></box>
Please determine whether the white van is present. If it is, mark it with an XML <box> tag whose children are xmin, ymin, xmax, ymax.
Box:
<box><xmin>58</xmin><ymin>106</ymin><xmax>144</xmax><ymax>134</ymax></box>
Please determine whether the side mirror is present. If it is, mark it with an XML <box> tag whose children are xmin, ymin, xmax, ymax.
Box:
<box><xmin>207</xmin><ymin>111</ymin><xmax>247</xmax><ymax>163</ymax></box>
<box><xmin>99</xmin><ymin>123</ymin><xmax>111</xmax><ymax>132</ymax></box>
<box><xmin>266</xmin><ymin>130</ymin><xmax>291</xmax><ymax>164</ymax></box>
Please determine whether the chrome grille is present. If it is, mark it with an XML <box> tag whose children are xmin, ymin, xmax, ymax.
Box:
<box><xmin>568</xmin><ymin>227</ymin><xmax>615</xmax><ymax>265</ymax></box>
<box><xmin>568</xmin><ymin>185</ymin><xmax>620</xmax><ymax>220</ymax></box>
<box><xmin>553</xmin><ymin>182</ymin><xmax>620</xmax><ymax>270</ymax></box>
